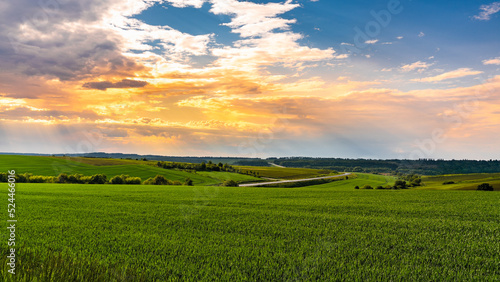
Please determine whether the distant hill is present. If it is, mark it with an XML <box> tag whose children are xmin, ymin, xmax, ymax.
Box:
<box><xmin>271</xmin><ymin>157</ymin><xmax>500</xmax><ymax>175</ymax></box>
<box><xmin>2</xmin><ymin>152</ymin><xmax>499</xmax><ymax>175</ymax></box>
<box><xmin>0</xmin><ymin>152</ymin><xmax>264</xmax><ymax>165</ymax></box>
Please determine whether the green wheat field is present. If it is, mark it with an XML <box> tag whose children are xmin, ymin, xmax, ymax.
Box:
<box><xmin>1</xmin><ymin>155</ymin><xmax>499</xmax><ymax>281</ymax></box>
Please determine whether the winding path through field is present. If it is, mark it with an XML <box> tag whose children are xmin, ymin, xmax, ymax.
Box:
<box><xmin>268</xmin><ymin>162</ymin><xmax>286</xmax><ymax>168</ymax></box>
<box><xmin>239</xmin><ymin>173</ymin><xmax>352</xmax><ymax>187</ymax></box>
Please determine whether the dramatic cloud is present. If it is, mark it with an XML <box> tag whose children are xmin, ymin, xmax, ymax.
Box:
<box><xmin>413</xmin><ymin>68</ymin><xmax>483</xmax><ymax>83</ymax></box>
<box><xmin>212</xmin><ymin>32</ymin><xmax>335</xmax><ymax>71</ymax></box>
<box><xmin>1</xmin><ymin>0</ymin><xmax>499</xmax><ymax>158</ymax></box>
<box><xmin>0</xmin><ymin>0</ymin><xmax>155</xmax><ymax>81</ymax></box>
<box><xmin>83</xmin><ymin>79</ymin><xmax>149</xmax><ymax>90</ymax></box>
<box><xmin>473</xmin><ymin>2</ymin><xmax>500</xmax><ymax>20</ymax></box>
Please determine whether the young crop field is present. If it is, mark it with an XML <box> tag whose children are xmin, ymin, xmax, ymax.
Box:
<box><xmin>235</xmin><ymin>166</ymin><xmax>334</xmax><ymax>180</ymax></box>
<box><xmin>2</xmin><ymin>181</ymin><xmax>499</xmax><ymax>281</ymax></box>
<box><xmin>420</xmin><ymin>173</ymin><xmax>500</xmax><ymax>190</ymax></box>
<box><xmin>311</xmin><ymin>173</ymin><xmax>396</xmax><ymax>190</ymax></box>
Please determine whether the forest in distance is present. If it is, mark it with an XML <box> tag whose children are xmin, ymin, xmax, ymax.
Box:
<box><xmin>5</xmin><ymin>152</ymin><xmax>499</xmax><ymax>176</ymax></box>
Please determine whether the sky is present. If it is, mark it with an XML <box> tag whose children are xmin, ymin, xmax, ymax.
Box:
<box><xmin>0</xmin><ymin>0</ymin><xmax>499</xmax><ymax>159</ymax></box>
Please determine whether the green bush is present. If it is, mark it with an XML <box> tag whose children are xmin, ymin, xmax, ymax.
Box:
<box><xmin>394</xmin><ymin>180</ymin><xmax>407</xmax><ymax>189</ymax></box>
<box><xmin>110</xmin><ymin>175</ymin><xmax>125</xmax><ymax>184</ymax></box>
<box><xmin>57</xmin><ymin>173</ymin><xmax>68</xmax><ymax>183</ymax></box>
<box><xmin>354</xmin><ymin>186</ymin><xmax>359</xmax><ymax>189</ymax></box>
<box><xmin>89</xmin><ymin>174</ymin><xmax>107</xmax><ymax>184</ymax></box>
<box><xmin>144</xmin><ymin>175</ymin><xmax>170</xmax><ymax>185</ymax></box>
<box><xmin>28</xmin><ymin>175</ymin><xmax>56</xmax><ymax>183</ymax></box>
<box><xmin>80</xmin><ymin>176</ymin><xmax>93</xmax><ymax>183</ymax></box>
<box><xmin>184</xmin><ymin>178</ymin><xmax>193</xmax><ymax>186</ymax></box>
<box><xmin>125</xmin><ymin>177</ymin><xmax>142</xmax><ymax>184</ymax></box>
<box><xmin>16</xmin><ymin>173</ymin><xmax>28</xmax><ymax>183</ymax></box>
<box><xmin>362</xmin><ymin>185</ymin><xmax>373</xmax><ymax>190</ymax></box>
<box><xmin>477</xmin><ymin>183</ymin><xmax>494</xmax><ymax>191</ymax></box>
<box><xmin>0</xmin><ymin>173</ymin><xmax>8</xmax><ymax>182</ymax></box>
<box><xmin>222</xmin><ymin>180</ymin><xmax>238</xmax><ymax>187</ymax></box>
<box><xmin>67</xmin><ymin>174</ymin><xmax>85</xmax><ymax>184</ymax></box>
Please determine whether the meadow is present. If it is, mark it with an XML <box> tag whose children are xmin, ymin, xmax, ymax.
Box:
<box><xmin>2</xmin><ymin>178</ymin><xmax>499</xmax><ymax>281</ymax></box>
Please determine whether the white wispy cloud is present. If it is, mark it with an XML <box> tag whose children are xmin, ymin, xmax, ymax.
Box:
<box><xmin>412</xmin><ymin>68</ymin><xmax>483</xmax><ymax>83</ymax></box>
<box><xmin>165</xmin><ymin>0</ymin><xmax>206</xmax><ymax>8</ymax></box>
<box><xmin>473</xmin><ymin>2</ymin><xmax>500</xmax><ymax>20</ymax></box>
<box><xmin>364</xmin><ymin>39</ymin><xmax>378</xmax><ymax>44</ymax></box>
<box><xmin>483</xmin><ymin>57</ymin><xmax>500</xmax><ymax>65</ymax></box>
<box><xmin>211</xmin><ymin>32</ymin><xmax>335</xmax><ymax>71</ymax></box>
<box><xmin>401</xmin><ymin>61</ymin><xmax>433</xmax><ymax>72</ymax></box>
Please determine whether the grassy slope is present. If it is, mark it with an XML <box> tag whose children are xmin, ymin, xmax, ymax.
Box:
<box><xmin>53</xmin><ymin>156</ymin><xmax>157</xmax><ymax>166</ymax></box>
<box><xmin>0</xmin><ymin>155</ymin><xmax>252</xmax><ymax>185</ymax></box>
<box><xmin>4</xmin><ymin>182</ymin><xmax>499</xmax><ymax>281</ymax></box>
<box><xmin>420</xmin><ymin>173</ymin><xmax>500</xmax><ymax>191</ymax></box>
<box><xmin>235</xmin><ymin>166</ymin><xmax>333</xmax><ymax>179</ymax></box>
<box><xmin>197</xmin><ymin>171</ymin><xmax>262</xmax><ymax>183</ymax></box>
<box><xmin>310</xmin><ymin>173</ymin><xmax>396</xmax><ymax>190</ymax></box>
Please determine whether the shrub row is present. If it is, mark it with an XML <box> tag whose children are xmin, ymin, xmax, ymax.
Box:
<box><xmin>0</xmin><ymin>173</ymin><xmax>57</xmax><ymax>183</ymax></box>
<box><xmin>143</xmin><ymin>175</ymin><xmax>193</xmax><ymax>186</ymax></box>
<box><xmin>355</xmin><ymin>183</ymin><xmax>406</xmax><ymax>190</ymax></box>
<box><xmin>0</xmin><ymin>173</ymin><xmax>193</xmax><ymax>186</ymax></box>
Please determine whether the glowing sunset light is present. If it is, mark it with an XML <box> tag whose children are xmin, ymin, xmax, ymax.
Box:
<box><xmin>0</xmin><ymin>0</ymin><xmax>499</xmax><ymax>159</ymax></box>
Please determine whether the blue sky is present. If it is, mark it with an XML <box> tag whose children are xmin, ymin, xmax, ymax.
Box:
<box><xmin>132</xmin><ymin>0</ymin><xmax>500</xmax><ymax>90</ymax></box>
<box><xmin>0</xmin><ymin>0</ymin><xmax>499</xmax><ymax>159</ymax></box>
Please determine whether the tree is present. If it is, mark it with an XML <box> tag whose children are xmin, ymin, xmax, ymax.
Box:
<box><xmin>89</xmin><ymin>174</ymin><xmax>107</xmax><ymax>184</ymax></box>
<box><xmin>110</xmin><ymin>175</ymin><xmax>125</xmax><ymax>184</ymax></box>
<box><xmin>143</xmin><ymin>175</ymin><xmax>172</xmax><ymax>185</ymax></box>
<box><xmin>184</xmin><ymin>178</ymin><xmax>193</xmax><ymax>186</ymax></box>
<box><xmin>57</xmin><ymin>173</ymin><xmax>68</xmax><ymax>183</ymax></box>
<box><xmin>125</xmin><ymin>177</ymin><xmax>141</xmax><ymax>184</ymax></box>
<box><xmin>477</xmin><ymin>183</ymin><xmax>494</xmax><ymax>191</ymax></box>
<box><xmin>394</xmin><ymin>180</ymin><xmax>407</xmax><ymax>189</ymax></box>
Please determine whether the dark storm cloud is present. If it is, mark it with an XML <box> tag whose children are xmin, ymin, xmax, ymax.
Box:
<box><xmin>82</xmin><ymin>79</ymin><xmax>149</xmax><ymax>91</ymax></box>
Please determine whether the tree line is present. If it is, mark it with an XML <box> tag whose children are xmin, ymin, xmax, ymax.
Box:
<box><xmin>156</xmin><ymin>161</ymin><xmax>235</xmax><ymax>172</ymax></box>
<box><xmin>271</xmin><ymin>158</ymin><xmax>500</xmax><ymax>175</ymax></box>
